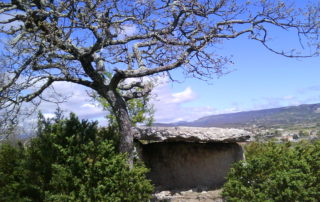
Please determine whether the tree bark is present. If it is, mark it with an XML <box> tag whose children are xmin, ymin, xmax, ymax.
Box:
<box><xmin>102</xmin><ymin>89</ymin><xmax>134</xmax><ymax>167</ymax></box>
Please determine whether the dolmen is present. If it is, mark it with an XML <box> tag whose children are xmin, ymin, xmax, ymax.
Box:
<box><xmin>133</xmin><ymin>126</ymin><xmax>252</xmax><ymax>191</ymax></box>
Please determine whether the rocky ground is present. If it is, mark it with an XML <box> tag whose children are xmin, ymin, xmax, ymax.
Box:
<box><xmin>152</xmin><ymin>189</ymin><xmax>224</xmax><ymax>202</ymax></box>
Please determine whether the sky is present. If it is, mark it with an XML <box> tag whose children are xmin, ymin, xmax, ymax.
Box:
<box><xmin>162</xmin><ymin>36</ymin><xmax>320</xmax><ymax>122</ymax></box>
<box><xmin>37</xmin><ymin>33</ymin><xmax>320</xmax><ymax>125</ymax></box>
<box><xmin>2</xmin><ymin>1</ymin><xmax>320</xmax><ymax>126</ymax></box>
<box><xmin>35</xmin><ymin>20</ymin><xmax>320</xmax><ymax>125</ymax></box>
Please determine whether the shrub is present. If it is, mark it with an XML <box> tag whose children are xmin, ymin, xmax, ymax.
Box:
<box><xmin>222</xmin><ymin>141</ymin><xmax>320</xmax><ymax>201</ymax></box>
<box><xmin>0</xmin><ymin>143</ymin><xmax>41</xmax><ymax>202</ymax></box>
<box><xmin>0</xmin><ymin>113</ymin><xmax>153</xmax><ymax>201</ymax></box>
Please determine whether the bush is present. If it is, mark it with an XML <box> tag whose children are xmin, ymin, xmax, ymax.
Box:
<box><xmin>0</xmin><ymin>143</ymin><xmax>41</xmax><ymax>201</ymax></box>
<box><xmin>0</xmin><ymin>113</ymin><xmax>153</xmax><ymax>201</ymax></box>
<box><xmin>222</xmin><ymin>141</ymin><xmax>320</xmax><ymax>201</ymax></box>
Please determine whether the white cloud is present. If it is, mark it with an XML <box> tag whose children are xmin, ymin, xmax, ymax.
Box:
<box><xmin>151</xmin><ymin>79</ymin><xmax>217</xmax><ymax>123</ymax></box>
<box><xmin>18</xmin><ymin>76</ymin><xmax>233</xmax><ymax>126</ymax></box>
<box><xmin>81</xmin><ymin>103</ymin><xmax>97</xmax><ymax>108</ymax></box>
<box><xmin>37</xmin><ymin>82</ymin><xmax>107</xmax><ymax>124</ymax></box>
<box><xmin>43</xmin><ymin>113</ymin><xmax>55</xmax><ymax>119</ymax></box>
<box><xmin>171</xmin><ymin>87</ymin><xmax>196</xmax><ymax>103</ymax></box>
<box><xmin>114</xmin><ymin>24</ymin><xmax>137</xmax><ymax>39</ymax></box>
<box><xmin>120</xmin><ymin>24</ymin><xmax>136</xmax><ymax>36</ymax></box>
<box><xmin>0</xmin><ymin>11</ymin><xmax>25</xmax><ymax>32</ymax></box>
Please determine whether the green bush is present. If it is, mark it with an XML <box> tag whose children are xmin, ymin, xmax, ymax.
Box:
<box><xmin>222</xmin><ymin>141</ymin><xmax>320</xmax><ymax>201</ymax></box>
<box><xmin>0</xmin><ymin>113</ymin><xmax>153</xmax><ymax>201</ymax></box>
<box><xmin>0</xmin><ymin>143</ymin><xmax>41</xmax><ymax>201</ymax></box>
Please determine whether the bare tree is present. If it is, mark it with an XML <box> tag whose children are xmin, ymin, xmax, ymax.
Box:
<box><xmin>0</xmin><ymin>0</ymin><xmax>319</xmax><ymax>164</ymax></box>
<box><xmin>0</xmin><ymin>70</ymin><xmax>19</xmax><ymax>141</ymax></box>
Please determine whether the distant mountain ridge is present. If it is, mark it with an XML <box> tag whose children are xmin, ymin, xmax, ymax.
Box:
<box><xmin>154</xmin><ymin>103</ymin><xmax>320</xmax><ymax>128</ymax></box>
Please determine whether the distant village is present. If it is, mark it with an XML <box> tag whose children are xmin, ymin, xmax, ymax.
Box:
<box><xmin>246</xmin><ymin>126</ymin><xmax>320</xmax><ymax>142</ymax></box>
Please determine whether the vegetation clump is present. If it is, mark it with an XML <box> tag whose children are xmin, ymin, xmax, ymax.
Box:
<box><xmin>223</xmin><ymin>141</ymin><xmax>320</xmax><ymax>201</ymax></box>
<box><xmin>0</xmin><ymin>113</ymin><xmax>153</xmax><ymax>201</ymax></box>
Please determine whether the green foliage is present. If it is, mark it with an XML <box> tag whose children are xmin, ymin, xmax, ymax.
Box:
<box><xmin>128</xmin><ymin>97</ymin><xmax>154</xmax><ymax>126</ymax></box>
<box><xmin>0</xmin><ymin>113</ymin><xmax>153</xmax><ymax>201</ymax></box>
<box><xmin>299</xmin><ymin>130</ymin><xmax>309</xmax><ymax>137</ymax></box>
<box><xmin>99</xmin><ymin>96</ymin><xmax>154</xmax><ymax>128</ymax></box>
<box><xmin>0</xmin><ymin>143</ymin><xmax>41</xmax><ymax>202</ymax></box>
<box><xmin>99</xmin><ymin>95</ymin><xmax>154</xmax><ymax>128</ymax></box>
<box><xmin>222</xmin><ymin>141</ymin><xmax>320</xmax><ymax>201</ymax></box>
<box><xmin>97</xmin><ymin>73</ymin><xmax>154</xmax><ymax>128</ymax></box>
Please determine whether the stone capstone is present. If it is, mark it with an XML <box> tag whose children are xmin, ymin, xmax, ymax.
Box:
<box><xmin>133</xmin><ymin>126</ymin><xmax>251</xmax><ymax>143</ymax></box>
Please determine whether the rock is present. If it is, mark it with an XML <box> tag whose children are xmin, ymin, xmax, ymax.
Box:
<box><xmin>141</xmin><ymin>142</ymin><xmax>243</xmax><ymax>190</ymax></box>
<box><xmin>134</xmin><ymin>126</ymin><xmax>251</xmax><ymax>143</ymax></box>
<box><xmin>134</xmin><ymin>126</ymin><xmax>251</xmax><ymax>193</ymax></box>
<box><xmin>153</xmin><ymin>189</ymin><xmax>224</xmax><ymax>202</ymax></box>
<box><xmin>154</xmin><ymin>191</ymin><xmax>172</xmax><ymax>200</ymax></box>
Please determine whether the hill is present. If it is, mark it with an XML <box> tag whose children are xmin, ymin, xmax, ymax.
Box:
<box><xmin>154</xmin><ymin>103</ymin><xmax>320</xmax><ymax>129</ymax></box>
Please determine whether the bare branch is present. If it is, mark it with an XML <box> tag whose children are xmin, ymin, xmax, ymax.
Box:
<box><xmin>118</xmin><ymin>81</ymin><xmax>144</xmax><ymax>91</ymax></box>
<box><xmin>123</xmin><ymin>87</ymin><xmax>152</xmax><ymax>101</ymax></box>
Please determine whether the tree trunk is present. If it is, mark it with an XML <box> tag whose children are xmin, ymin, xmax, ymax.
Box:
<box><xmin>103</xmin><ymin>89</ymin><xmax>134</xmax><ymax>167</ymax></box>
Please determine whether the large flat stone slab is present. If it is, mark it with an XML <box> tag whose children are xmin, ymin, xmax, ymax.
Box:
<box><xmin>134</xmin><ymin>127</ymin><xmax>251</xmax><ymax>143</ymax></box>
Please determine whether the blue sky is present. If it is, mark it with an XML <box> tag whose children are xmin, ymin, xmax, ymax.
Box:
<box><xmin>22</xmin><ymin>15</ymin><xmax>320</xmax><ymax>124</ymax></box>
<box><xmin>37</xmin><ymin>33</ymin><xmax>320</xmax><ymax>124</ymax></box>
<box><xmin>164</xmin><ymin>30</ymin><xmax>320</xmax><ymax>119</ymax></box>
<box><xmin>1</xmin><ymin>0</ymin><xmax>320</xmax><ymax>125</ymax></box>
